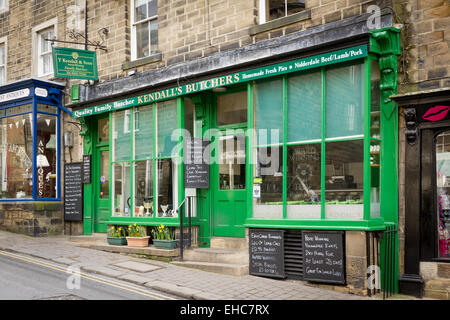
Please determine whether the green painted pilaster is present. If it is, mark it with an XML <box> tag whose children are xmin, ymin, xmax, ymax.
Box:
<box><xmin>370</xmin><ymin>26</ymin><xmax>401</xmax><ymax>293</ymax></box>
<box><xmin>80</xmin><ymin>117</ymin><xmax>93</xmax><ymax>235</ymax></box>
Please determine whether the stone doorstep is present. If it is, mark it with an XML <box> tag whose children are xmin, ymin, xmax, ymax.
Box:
<box><xmin>210</xmin><ymin>237</ymin><xmax>248</xmax><ymax>249</ymax></box>
<box><xmin>183</xmin><ymin>247</ymin><xmax>249</xmax><ymax>264</ymax></box>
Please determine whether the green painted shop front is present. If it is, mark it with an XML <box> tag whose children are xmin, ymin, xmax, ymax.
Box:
<box><xmin>76</xmin><ymin>28</ymin><xmax>401</xmax><ymax>291</ymax></box>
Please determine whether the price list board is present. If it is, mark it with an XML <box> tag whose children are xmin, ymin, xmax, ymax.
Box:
<box><xmin>64</xmin><ymin>162</ymin><xmax>83</xmax><ymax>222</ymax></box>
<box><xmin>249</xmin><ymin>229</ymin><xmax>285</xmax><ymax>279</ymax></box>
<box><xmin>302</xmin><ymin>230</ymin><xmax>346</xmax><ymax>284</ymax></box>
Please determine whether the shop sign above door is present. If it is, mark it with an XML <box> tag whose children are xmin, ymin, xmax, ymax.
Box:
<box><xmin>53</xmin><ymin>47</ymin><xmax>98</xmax><ymax>80</ymax></box>
<box><xmin>73</xmin><ymin>44</ymin><xmax>367</xmax><ymax>118</ymax></box>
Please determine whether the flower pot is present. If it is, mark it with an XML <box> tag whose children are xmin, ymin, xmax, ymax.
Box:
<box><xmin>153</xmin><ymin>239</ymin><xmax>177</xmax><ymax>249</ymax></box>
<box><xmin>107</xmin><ymin>237</ymin><xmax>127</xmax><ymax>246</ymax></box>
<box><xmin>126</xmin><ymin>236</ymin><xmax>150</xmax><ymax>247</ymax></box>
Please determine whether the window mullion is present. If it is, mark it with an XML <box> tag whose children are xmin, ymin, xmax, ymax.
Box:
<box><xmin>282</xmin><ymin>76</ymin><xmax>287</xmax><ymax>219</ymax></box>
<box><xmin>320</xmin><ymin>67</ymin><xmax>326</xmax><ymax>220</ymax></box>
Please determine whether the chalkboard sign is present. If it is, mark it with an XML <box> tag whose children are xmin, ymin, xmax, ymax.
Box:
<box><xmin>184</xmin><ymin>138</ymin><xmax>209</xmax><ymax>189</ymax></box>
<box><xmin>302</xmin><ymin>230</ymin><xmax>345</xmax><ymax>284</ymax></box>
<box><xmin>249</xmin><ymin>229</ymin><xmax>285</xmax><ymax>279</ymax></box>
<box><xmin>82</xmin><ymin>154</ymin><xmax>91</xmax><ymax>184</ymax></box>
<box><xmin>64</xmin><ymin>162</ymin><xmax>83</xmax><ymax>221</ymax></box>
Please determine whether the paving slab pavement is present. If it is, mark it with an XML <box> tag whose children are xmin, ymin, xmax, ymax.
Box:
<box><xmin>0</xmin><ymin>230</ymin><xmax>380</xmax><ymax>300</ymax></box>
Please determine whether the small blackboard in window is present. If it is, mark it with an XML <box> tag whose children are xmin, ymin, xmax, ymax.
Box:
<box><xmin>64</xmin><ymin>162</ymin><xmax>83</xmax><ymax>221</ymax></box>
<box><xmin>82</xmin><ymin>154</ymin><xmax>91</xmax><ymax>184</ymax></box>
<box><xmin>302</xmin><ymin>230</ymin><xmax>346</xmax><ymax>284</ymax></box>
<box><xmin>184</xmin><ymin>138</ymin><xmax>209</xmax><ymax>189</ymax></box>
<box><xmin>249</xmin><ymin>229</ymin><xmax>285</xmax><ymax>279</ymax></box>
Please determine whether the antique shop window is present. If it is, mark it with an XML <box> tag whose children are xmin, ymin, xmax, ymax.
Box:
<box><xmin>0</xmin><ymin>113</ymin><xmax>33</xmax><ymax>198</ymax></box>
<box><xmin>132</xmin><ymin>0</ymin><xmax>158</xmax><ymax>60</ymax></box>
<box><xmin>252</xmin><ymin>62</ymin><xmax>369</xmax><ymax>220</ymax></box>
<box><xmin>0</xmin><ymin>102</ymin><xmax>60</xmax><ymax>200</ymax></box>
<box><xmin>435</xmin><ymin>131</ymin><xmax>450</xmax><ymax>258</ymax></box>
<box><xmin>36</xmin><ymin>114</ymin><xmax>57</xmax><ymax>198</ymax></box>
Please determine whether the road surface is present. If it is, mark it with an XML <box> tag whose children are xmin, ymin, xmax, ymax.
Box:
<box><xmin>0</xmin><ymin>250</ymin><xmax>180</xmax><ymax>300</ymax></box>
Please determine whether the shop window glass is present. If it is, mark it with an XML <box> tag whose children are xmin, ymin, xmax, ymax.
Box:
<box><xmin>134</xmin><ymin>105</ymin><xmax>153</xmax><ymax>159</ymax></box>
<box><xmin>184</xmin><ymin>98</ymin><xmax>195</xmax><ymax>138</ymax></box>
<box><xmin>287</xmin><ymin>144</ymin><xmax>321</xmax><ymax>219</ymax></box>
<box><xmin>254</xmin><ymin>78</ymin><xmax>283</xmax><ymax>146</ymax></box>
<box><xmin>326</xmin><ymin>64</ymin><xmax>364</xmax><ymax>138</ymax></box>
<box><xmin>287</xmin><ymin>72</ymin><xmax>321</xmax><ymax>143</ymax></box>
<box><xmin>217</xmin><ymin>91</ymin><xmax>247</xmax><ymax>126</ymax></box>
<box><xmin>6</xmin><ymin>104</ymin><xmax>32</xmax><ymax>115</ymax></box>
<box><xmin>0</xmin><ymin>114</ymin><xmax>33</xmax><ymax>198</ymax></box>
<box><xmin>371</xmin><ymin>60</ymin><xmax>381</xmax><ymax>139</ymax></box>
<box><xmin>325</xmin><ymin>140</ymin><xmax>364</xmax><ymax>219</ymax></box>
<box><xmin>37</xmin><ymin>104</ymin><xmax>58</xmax><ymax>114</ymax></box>
<box><xmin>156</xmin><ymin>158</ymin><xmax>177</xmax><ymax>217</ymax></box>
<box><xmin>98</xmin><ymin>118</ymin><xmax>109</xmax><ymax>143</ymax></box>
<box><xmin>112</xmin><ymin>162</ymin><xmax>131</xmax><ymax>217</ymax></box>
<box><xmin>99</xmin><ymin>150</ymin><xmax>109</xmax><ymax>199</ymax></box>
<box><xmin>435</xmin><ymin>131</ymin><xmax>450</xmax><ymax>258</ymax></box>
<box><xmin>36</xmin><ymin>114</ymin><xmax>57</xmax><ymax>198</ymax></box>
<box><xmin>370</xmin><ymin>140</ymin><xmax>380</xmax><ymax>218</ymax></box>
<box><xmin>134</xmin><ymin>160</ymin><xmax>154</xmax><ymax>217</ymax></box>
<box><xmin>113</xmin><ymin>110</ymin><xmax>131</xmax><ymax>161</ymax></box>
<box><xmin>219</xmin><ymin>134</ymin><xmax>246</xmax><ymax>190</ymax></box>
<box><xmin>253</xmin><ymin>146</ymin><xmax>283</xmax><ymax>218</ymax></box>
<box><xmin>157</xmin><ymin>100</ymin><xmax>177</xmax><ymax>158</ymax></box>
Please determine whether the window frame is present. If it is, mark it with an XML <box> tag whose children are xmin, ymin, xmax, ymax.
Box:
<box><xmin>130</xmin><ymin>0</ymin><xmax>159</xmax><ymax>61</ymax></box>
<box><xmin>250</xmin><ymin>57</ymin><xmax>380</xmax><ymax>226</ymax></box>
<box><xmin>0</xmin><ymin>97</ymin><xmax>61</xmax><ymax>201</ymax></box>
<box><xmin>32</xmin><ymin>19</ymin><xmax>57</xmax><ymax>79</ymax></box>
<box><xmin>110</xmin><ymin>98</ymin><xmax>183</xmax><ymax>225</ymax></box>
<box><xmin>0</xmin><ymin>37</ymin><xmax>6</xmax><ymax>86</ymax></box>
<box><xmin>0</xmin><ymin>0</ymin><xmax>8</xmax><ymax>13</ymax></box>
<box><xmin>258</xmin><ymin>0</ymin><xmax>306</xmax><ymax>24</ymax></box>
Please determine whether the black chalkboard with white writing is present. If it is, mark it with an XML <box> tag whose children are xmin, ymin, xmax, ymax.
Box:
<box><xmin>82</xmin><ymin>155</ymin><xmax>91</xmax><ymax>184</ymax></box>
<box><xmin>249</xmin><ymin>229</ymin><xmax>285</xmax><ymax>279</ymax></box>
<box><xmin>184</xmin><ymin>138</ymin><xmax>209</xmax><ymax>189</ymax></box>
<box><xmin>64</xmin><ymin>162</ymin><xmax>83</xmax><ymax>221</ymax></box>
<box><xmin>302</xmin><ymin>230</ymin><xmax>345</xmax><ymax>284</ymax></box>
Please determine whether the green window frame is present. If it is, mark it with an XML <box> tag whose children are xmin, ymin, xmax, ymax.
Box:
<box><xmin>109</xmin><ymin>98</ymin><xmax>185</xmax><ymax>226</ymax></box>
<box><xmin>248</xmin><ymin>56</ymin><xmax>385</xmax><ymax>230</ymax></box>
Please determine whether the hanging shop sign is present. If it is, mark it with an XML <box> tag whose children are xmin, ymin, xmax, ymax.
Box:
<box><xmin>73</xmin><ymin>44</ymin><xmax>368</xmax><ymax>118</ymax></box>
<box><xmin>53</xmin><ymin>47</ymin><xmax>98</xmax><ymax>80</ymax></box>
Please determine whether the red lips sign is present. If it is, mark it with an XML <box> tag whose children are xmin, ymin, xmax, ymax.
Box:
<box><xmin>422</xmin><ymin>106</ymin><xmax>450</xmax><ymax>122</ymax></box>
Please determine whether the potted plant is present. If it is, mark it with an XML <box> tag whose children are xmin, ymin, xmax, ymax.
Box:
<box><xmin>126</xmin><ymin>224</ymin><xmax>150</xmax><ymax>247</ymax></box>
<box><xmin>107</xmin><ymin>225</ymin><xmax>127</xmax><ymax>246</ymax></box>
<box><xmin>152</xmin><ymin>224</ymin><xmax>177</xmax><ymax>249</ymax></box>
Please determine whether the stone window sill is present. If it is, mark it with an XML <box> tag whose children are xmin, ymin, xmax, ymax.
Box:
<box><xmin>249</xmin><ymin>10</ymin><xmax>311</xmax><ymax>36</ymax></box>
<box><xmin>122</xmin><ymin>52</ymin><xmax>162</xmax><ymax>70</ymax></box>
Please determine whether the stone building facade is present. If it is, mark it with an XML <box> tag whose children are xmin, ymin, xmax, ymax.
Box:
<box><xmin>0</xmin><ymin>0</ymin><xmax>448</xmax><ymax>298</ymax></box>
